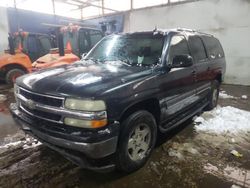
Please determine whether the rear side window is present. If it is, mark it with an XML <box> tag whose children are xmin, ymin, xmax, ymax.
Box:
<box><xmin>202</xmin><ymin>36</ymin><xmax>224</xmax><ymax>59</ymax></box>
<box><xmin>168</xmin><ymin>35</ymin><xmax>190</xmax><ymax>64</ymax></box>
<box><xmin>188</xmin><ymin>36</ymin><xmax>207</xmax><ymax>62</ymax></box>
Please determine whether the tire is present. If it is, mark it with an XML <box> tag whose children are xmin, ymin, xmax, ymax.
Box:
<box><xmin>116</xmin><ymin>110</ymin><xmax>157</xmax><ymax>173</ymax></box>
<box><xmin>205</xmin><ymin>80</ymin><xmax>220</xmax><ymax>111</ymax></box>
<box><xmin>5</xmin><ymin>68</ymin><xmax>26</xmax><ymax>85</ymax></box>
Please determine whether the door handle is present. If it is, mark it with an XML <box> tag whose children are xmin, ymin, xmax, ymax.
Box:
<box><xmin>192</xmin><ymin>70</ymin><xmax>196</xmax><ymax>75</ymax></box>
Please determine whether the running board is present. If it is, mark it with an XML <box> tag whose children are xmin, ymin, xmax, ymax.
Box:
<box><xmin>159</xmin><ymin>100</ymin><xmax>209</xmax><ymax>133</ymax></box>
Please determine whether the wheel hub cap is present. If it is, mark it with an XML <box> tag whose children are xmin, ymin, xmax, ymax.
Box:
<box><xmin>127</xmin><ymin>124</ymin><xmax>151</xmax><ymax>161</ymax></box>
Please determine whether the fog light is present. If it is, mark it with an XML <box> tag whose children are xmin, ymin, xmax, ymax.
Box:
<box><xmin>64</xmin><ymin>117</ymin><xmax>107</xmax><ymax>128</ymax></box>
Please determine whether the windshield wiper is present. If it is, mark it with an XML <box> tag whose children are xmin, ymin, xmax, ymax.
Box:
<box><xmin>82</xmin><ymin>57</ymin><xmax>99</xmax><ymax>64</ymax></box>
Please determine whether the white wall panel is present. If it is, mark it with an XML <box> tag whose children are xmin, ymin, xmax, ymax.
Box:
<box><xmin>124</xmin><ymin>0</ymin><xmax>250</xmax><ymax>85</ymax></box>
<box><xmin>0</xmin><ymin>7</ymin><xmax>9</xmax><ymax>53</ymax></box>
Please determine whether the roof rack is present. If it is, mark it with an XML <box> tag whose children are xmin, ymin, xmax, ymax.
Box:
<box><xmin>177</xmin><ymin>28</ymin><xmax>196</xmax><ymax>32</ymax></box>
<box><xmin>177</xmin><ymin>28</ymin><xmax>214</xmax><ymax>37</ymax></box>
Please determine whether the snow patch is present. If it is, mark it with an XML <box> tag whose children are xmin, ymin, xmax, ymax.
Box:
<box><xmin>195</xmin><ymin>106</ymin><xmax>250</xmax><ymax>135</ymax></box>
<box><xmin>219</xmin><ymin>91</ymin><xmax>236</xmax><ymax>99</ymax></box>
<box><xmin>23</xmin><ymin>142</ymin><xmax>42</xmax><ymax>149</ymax></box>
<box><xmin>194</xmin><ymin>116</ymin><xmax>205</xmax><ymax>123</ymax></box>
<box><xmin>0</xmin><ymin>94</ymin><xmax>7</xmax><ymax>102</ymax></box>
<box><xmin>241</xmin><ymin>95</ymin><xmax>248</xmax><ymax>99</ymax></box>
<box><xmin>0</xmin><ymin>141</ymin><xmax>23</xmax><ymax>149</ymax></box>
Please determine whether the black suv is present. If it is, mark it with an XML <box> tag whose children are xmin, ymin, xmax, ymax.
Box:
<box><xmin>10</xmin><ymin>28</ymin><xmax>226</xmax><ymax>173</ymax></box>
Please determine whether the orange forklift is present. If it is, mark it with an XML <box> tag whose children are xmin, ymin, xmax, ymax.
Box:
<box><xmin>0</xmin><ymin>31</ymin><xmax>54</xmax><ymax>84</ymax></box>
<box><xmin>32</xmin><ymin>24</ymin><xmax>103</xmax><ymax>71</ymax></box>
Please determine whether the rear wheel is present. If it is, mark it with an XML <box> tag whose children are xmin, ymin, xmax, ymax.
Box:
<box><xmin>206</xmin><ymin>80</ymin><xmax>220</xmax><ymax>110</ymax></box>
<box><xmin>116</xmin><ymin>110</ymin><xmax>157</xmax><ymax>173</ymax></box>
<box><xmin>5</xmin><ymin>68</ymin><xmax>26</xmax><ymax>85</ymax></box>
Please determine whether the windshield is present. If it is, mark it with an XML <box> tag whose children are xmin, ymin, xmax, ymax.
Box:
<box><xmin>85</xmin><ymin>33</ymin><xmax>164</xmax><ymax>66</ymax></box>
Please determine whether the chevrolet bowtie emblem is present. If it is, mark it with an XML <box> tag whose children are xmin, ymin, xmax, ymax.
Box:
<box><xmin>26</xmin><ymin>99</ymin><xmax>36</xmax><ymax>110</ymax></box>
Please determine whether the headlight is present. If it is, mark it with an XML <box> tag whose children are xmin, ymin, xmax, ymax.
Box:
<box><xmin>65</xmin><ymin>98</ymin><xmax>106</xmax><ymax>111</ymax></box>
<box><xmin>64</xmin><ymin>98</ymin><xmax>107</xmax><ymax>128</ymax></box>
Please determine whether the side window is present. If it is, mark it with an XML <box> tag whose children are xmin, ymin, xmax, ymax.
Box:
<box><xmin>89</xmin><ymin>30</ymin><xmax>103</xmax><ymax>47</ymax></box>
<box><xmin>27</xmin><ymin>36</ymin><xmax>38</xmax><ymax>53</ymax></box>
<box><xmin>168</xmin><ymin>35</ymin><xmax>190</xmax><ymax>64</ymax></box>
<box><xmin>79</xmin><ymin>30</ymin><xmax>91</xmax><ymax>54</ymax></box>
<box><xmin>39</xmin><ymin>37</ymin><xmax>52</xmax><ymax>52</ymax></box>
<box><xmin>188</xmin><ymin>36</ymin><xmax>207</xmax><ymax>62</ymax></box>
<box><xmin>202</xmin><ymin>36</ymin><xmax>224</xmax><ymax>59</ymax></box>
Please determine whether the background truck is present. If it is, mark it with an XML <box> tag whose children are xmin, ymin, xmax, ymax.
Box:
<box><xmin>0</xmin><ymin>31</ymin><xmax>54</xmax><ymax>84</ymax></box>
<box><xmin>32</xmin><ymin>24</ymin><xmax>103</xmax><ymax>71</ymax></box>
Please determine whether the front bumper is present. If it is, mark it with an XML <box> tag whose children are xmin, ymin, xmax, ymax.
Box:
<box><xmin>10</xmin><ymin>103</ymin><xmax>119</xmax><ymax>171</ymax></box>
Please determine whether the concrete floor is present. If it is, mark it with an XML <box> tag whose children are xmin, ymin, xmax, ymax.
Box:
<box><xmin>0</xmin><ymin>84</ymin><xmax>249</xmax><ymax>188</ymax></box>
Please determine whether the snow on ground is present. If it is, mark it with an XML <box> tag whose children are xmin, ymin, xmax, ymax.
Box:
<box><xmin>0</xmin><ymin>94</ymin><xmax>7</xmax><ymax>102</ymax></box>
<box><xmin>241</xmin><ymin>95</ymin><xmax>248</xmax><ymax>99</ymax></box>
<box><xmin>23</xmin><ymin>141</ymin><xmax>42</xmax><ymax>149</ymax></box>
<box><xmin>0</xmin><ymin>136</ymin><xmax>41</xmax><ymax>150</ymax></box>
<box><xmin>219</xmin><ymin>91</ymin><xmax>236</xmax><ymax>99</ymax></box>
<box><xmin>194</xmin><ymin>106</ymin><xmax>250</xmax><ymax>135</ymax></box>
<box><xmin>0</xmin><ymin>140</ymin><xmax>23</xmax><ymax>149</ymax></box>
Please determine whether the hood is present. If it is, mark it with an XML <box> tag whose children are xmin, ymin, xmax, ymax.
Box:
<box><xmin>0</xmin><ymin>51</ymin><xmax>26</xmax><ymax>64</ymax></box>
<box><xmin>32</xmin><ymin>53</ymin><xmax>80</xmax><ymax>69</ymax></box>
<box><xmin>17</xmin><ymin>60</ymin><xmax>152</xmax><ymax>98</ymax></box>
<box><xmin>0</xmin><ymin>53</ymin><xmax>12</xmax><ymax>62</ymax></box>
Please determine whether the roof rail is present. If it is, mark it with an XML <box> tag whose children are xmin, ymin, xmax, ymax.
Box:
<box><xmin>177</xmin><ymin>28</ymin><xmax>214</xmax><ymax>37</ymax></box>
<box><xmin>177</xmin><ymin>28</ymin><xmax>196</xmax><ymax>32</ymax></box>
<box><xmin>196</xmin><ymin>30</ymin><xmax>214</xmax><ymax>37</ymax></box>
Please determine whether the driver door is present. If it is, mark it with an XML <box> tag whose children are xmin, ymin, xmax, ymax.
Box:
<box><xmin>158</xmin><ymin>35</ymin><xmax>197</xmax><ymax>125</ymax></box>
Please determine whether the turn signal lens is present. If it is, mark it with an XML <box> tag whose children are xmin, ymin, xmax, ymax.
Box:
<box><xmin>64</xmin><ymin>117</ymin><xmax>107</xmax><ymax>128</ymax></box>
<box><xmin>91</xmin><ymin>119</ymin><xmax>107</xmax><ymax>128</ymax></box>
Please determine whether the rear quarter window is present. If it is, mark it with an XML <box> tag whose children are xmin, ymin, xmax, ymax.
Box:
<box><xmin>202</xmin><ymin>36</ymin><xmax>224</xmax><ymax>59</ymax></box>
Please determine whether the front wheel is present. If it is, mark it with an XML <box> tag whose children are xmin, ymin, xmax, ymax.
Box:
<box><xmin>5</xmin><ymin>68</ymin><xmax>26</xmax><ymax>85</ymax></box>
<box><xmin>116</xmin><ymin>110</ymin><xmax>157</xmax><ymax>173</ymax></box>
<box><xmin>206</xmin><ymin>80</ymin><xmax>220</xmax><ymax>110</ymax></box>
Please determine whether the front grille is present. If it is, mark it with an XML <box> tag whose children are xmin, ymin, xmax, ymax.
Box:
<box><xmin>21</xmin><ymin>104</ymin><xmax>62</xmax><ymax>122</ymax></box>
<box><xmin>19</xmin><ymin>88</ymin><xmax>63</xmax><ymax>107</ymax></box>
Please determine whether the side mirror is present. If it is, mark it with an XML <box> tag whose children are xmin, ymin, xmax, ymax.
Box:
<box><xmin>171</xmin><ymin>55</ymin><xmax>193</xmax><ymax>68</ymax></box>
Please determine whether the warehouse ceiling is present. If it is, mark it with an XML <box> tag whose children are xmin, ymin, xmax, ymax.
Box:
<box><xmin>0</xmin><ymin>0</ymin><xmax>194</xmax><ymax>19</ymax></box>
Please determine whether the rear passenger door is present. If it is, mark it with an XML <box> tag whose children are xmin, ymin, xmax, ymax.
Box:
<box><xmin>188</xmin><ymin>35</ymin><xmax>210</xmax><ymax>100</ymax></box>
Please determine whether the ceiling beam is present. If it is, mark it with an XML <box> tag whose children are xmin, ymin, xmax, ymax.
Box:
<box><xmin>71</xmin><ymin>0</ymin><xmax>119</xmax><ymax>12</ymax></box>
<box><xmin>52</xmin><ymin>0</ymin><xmax>56</xmax><ymax>15</ymax></box>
